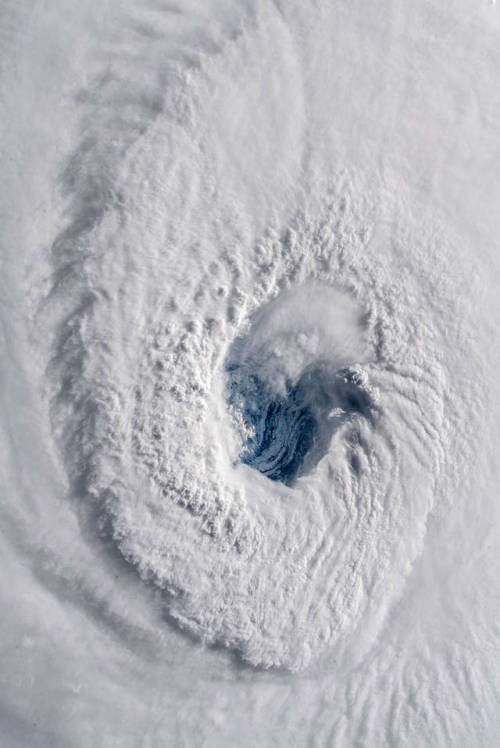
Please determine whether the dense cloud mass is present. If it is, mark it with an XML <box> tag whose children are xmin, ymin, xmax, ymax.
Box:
<box><xmin>1</xmin><ymin>0</ymin><xmax>500</xmax><ymax>745</ymax></box>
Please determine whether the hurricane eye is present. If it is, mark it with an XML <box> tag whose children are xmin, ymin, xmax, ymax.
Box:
<box><xmin>227</xmin><ymin>363</ymin><xmax>372</xmax><ymax>486</ymax></box>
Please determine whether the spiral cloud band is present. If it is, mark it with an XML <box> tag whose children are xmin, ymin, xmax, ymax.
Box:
<box><xmin>46</xmin><ymin>150</ymin><xmax>454</xmax><ymax>670</ymax></box>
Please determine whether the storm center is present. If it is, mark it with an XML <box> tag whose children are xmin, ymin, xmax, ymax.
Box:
<box><xmin>227</xmin><ymin>362</ymin><xmax>372</xmax><ymax>486</ymax></box>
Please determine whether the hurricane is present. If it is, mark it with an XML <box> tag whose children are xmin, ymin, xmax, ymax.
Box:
<box><xmin>1</xmin><ymin>0</ymin><xmax>499</xmax><ymax>746</ymax></box>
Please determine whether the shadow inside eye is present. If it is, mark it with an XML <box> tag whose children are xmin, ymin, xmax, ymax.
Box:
<box><xmin>226</xmin><ymin>362</ymin><xmax>372</xmax><ymax>486</ymax></box>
